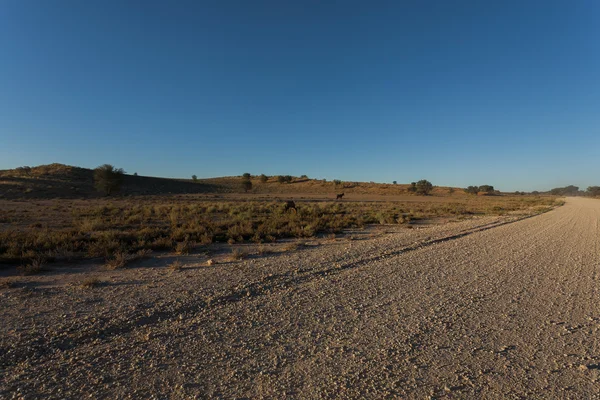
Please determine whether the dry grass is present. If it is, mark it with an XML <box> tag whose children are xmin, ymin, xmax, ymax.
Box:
<box><xmin>104</xmin><ymin>249</ymin><xmax>152</xmax><ymax>270</ymax></box>
<box><xmin>0</xmin><ymin>279</ymin><xmax>17</xmax><ymax>289</ymax></box>
<box><xmin>17</xmin><ymin>257</ymin><xmax>46</xmax><ymax>276</ymax></box>
<box><xmin>229</xmin><ymin>248</ymin><xmax>248</xmax><ymax>261</ymax></box>
<box><xmin>0</xmin><ymin>195</ymin><xmax>563</xmax><ymax>267</ymax></box>
<box><xmin>168</xmin><ymin>260</ymin><xmax>184</xmax><ymax>272</ymax></box>
<box><xmin>176</xmin><ymin>239</ymin><xmax>195</xmax><ymax>255</ymax></box>
<box><xmin>257</xmin><ymin>245</ymin><xmax>273</xmax><ymax>255</ymax></box>
<box><xmin>80</xmin><ymin>277</ymin><xmax>102</xmax><ymax>289</ymax></box>
<box><xmin>105</xmin><ymin>251</ymin><xmax>130</xmax><ymax>270</ymax></box>
<box><xmin>282</xmin><ymin>241</ymin><xmax>308</xmax><ymax>252</ymax></box>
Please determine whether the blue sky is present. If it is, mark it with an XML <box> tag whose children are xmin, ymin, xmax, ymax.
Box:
<box><xmin>1</xmin><ymin>0</ymin><xmax>599</xmax><ymax>191</ymax></box>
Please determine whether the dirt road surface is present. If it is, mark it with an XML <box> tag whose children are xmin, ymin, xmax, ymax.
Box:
<box><xmin>1</xmin><ymin>197</ymin><xmax>599</xmax><ymax>399</ymax></box>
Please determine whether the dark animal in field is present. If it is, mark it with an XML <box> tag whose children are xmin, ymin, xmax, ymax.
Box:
<box><xmin>284</xmin><ymin>200</ymin><xmax>297</xmax><ymax>213</ymax></box>
<box><xmin>336</xmin><ymin>193</ymin><xmax>345</xmax><ymax>200</ymax></box>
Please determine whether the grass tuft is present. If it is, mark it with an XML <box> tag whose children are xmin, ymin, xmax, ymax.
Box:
<box><xmin>17</xmin><ymin>257</ymin><xmax>47</xmax><ymax>276</ymax></box>
<box><xmin>229</xmin><ymin>248</ymin><xmax>248</xmax><ymax>261</ymax></box>
<box><xmin>168</xmin><ymin>259</ymin><xmax>184</xmax><ymax>271</ymax></box>
<box><xmin>80</xmin><ymin>277</ymin><xmax>102</xmax><ymax>289</ymax></box>
<box><xmin>0</xmin><ymin>279</ymin><xmax>17</xmax><ymax>289</ymax></box>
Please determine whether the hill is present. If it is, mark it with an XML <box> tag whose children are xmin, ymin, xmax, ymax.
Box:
<box><xmin>0</xmin><ymin>164</ymin><xmax>224</xmax><ymax>199</ymax></box>
<box><xmin>0</xmin><ymin>163</ymin><xmax>459</xmax><ymax>199</ymax></box>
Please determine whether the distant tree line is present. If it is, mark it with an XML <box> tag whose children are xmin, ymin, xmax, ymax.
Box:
<box><xmin>546</xmin><ymin>185</ymin><xmax>600</xmax><ymax>197</ymax></box>
<box><xmin>549</xmin><ymin>185</ymin><xmax>580</xmax><ymax>196</ymax></box>
<box><xmin>88</xmin><ymin>165</ymin><xmax>600</xmax><ymax>198</ymax></box>
<box><xmin>587</xmin><ymin>186</ymin><xmax>600</xmax><ymax>197</ymax></box>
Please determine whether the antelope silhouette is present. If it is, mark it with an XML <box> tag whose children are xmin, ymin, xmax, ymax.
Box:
<box><xmin>336</xmin><ymin>193</ymin><xmax>345</xmax><ymax>200</ymax></box>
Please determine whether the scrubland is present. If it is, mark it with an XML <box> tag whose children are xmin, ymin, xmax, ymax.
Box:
<box><xmin>0</xmin><ymin>194</ymin><xmax>561</xmax><ymax>269</ymax></box>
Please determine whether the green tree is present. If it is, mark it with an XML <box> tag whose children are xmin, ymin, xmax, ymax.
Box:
<box><xmin>465</xmin><ymin>186</ymin><xmax>479</xmax><ymax>195</ymax></box>
<box><xmin>478</xmin><ymin>185</ymin><xmax>495</xmax><ymax>194</ymax></box>
<box><xmin>408</xmin><ymin>182</ymin><xmax>417</xmax><ymax>192</ymax></box>
<box><xmin>192</xmin><ymin>175</ymin><xmax>197</xmax><ymax>182</ymax></box>
<box><xmin>94</xmin><ymin>164</ymin><xmax>125</xmax><ymax>196</ymax></box>
<box><xmin>259</xmin><ymin>174</ymin><xmax>268</xmax><ymax>183</ymax></box>
<box><xmin>242</xmin><ymin>172</ymin><xmax>251</xmax><ymax>179</ymax></box>
<box><xmin>415</xmin><ymin>180</ymin><xmax>433</xmax><ymax>195</ymax></box>
<box><xmin>393</xmin><ymin>181</ymin><xmax>397</xmax><ymax>185</ymax></box>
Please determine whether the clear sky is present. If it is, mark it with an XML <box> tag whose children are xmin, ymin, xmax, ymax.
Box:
<box><xmin>1</xmin><ymin>0</ymin><xmax>599</xmax><ymax>191</ymax></box>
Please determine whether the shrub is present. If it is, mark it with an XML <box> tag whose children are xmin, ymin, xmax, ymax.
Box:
<box><xmin>408</xmin><ymin>182</ymin><xmax>417</xmax><ymax>192</ymax></box>
<box><xmin>242</xmin><ymin>179</ymin><xmax>252</xmax><ymax>192</ymax></box>
<box><xmin>94</xmin><ymin>164</ymin><xmax>125</xmax><ymax>196</ymax></box>
<box><xmin>393</xmin><ymin>181</ymin><xmax>397</xmax><ymax>185</ymax></box>
<box><xmin>242</xmin><ymin>172</ymin><xmax>251</xmax><ymax>179</ymax></box>
<box><xmin>259</xmin><ymin>174</ymin><xmax>268</xmax><ymax>183</ymax></box>
<box><xmin>333</xmin><ymin>179</ymin><xmax>342</xmax><ymax>185</ymax></box>
<box><xmin>415</xmin><ymin>180</ymin><xmax>433</xmax><ymax>195</ymax></box>
<box><xmin>192</xmin><ymin>175</ymin><xmax>197</xmax><ymax>182</ymax></box>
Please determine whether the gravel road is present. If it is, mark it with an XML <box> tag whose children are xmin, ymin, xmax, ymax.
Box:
<box><xmin>1</xmin><ymin>197</ymin><xmax>599</xmax><ymax>399</ymax></box>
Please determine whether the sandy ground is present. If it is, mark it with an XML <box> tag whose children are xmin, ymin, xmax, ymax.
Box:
<box><xmin>1</xmin><ymin>197</ymin><xmax>599</xmax><ymax>399</ymax></box>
